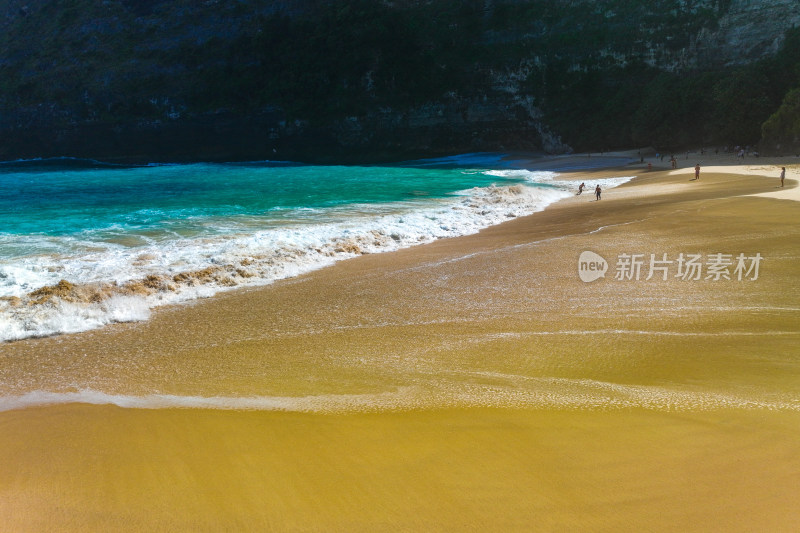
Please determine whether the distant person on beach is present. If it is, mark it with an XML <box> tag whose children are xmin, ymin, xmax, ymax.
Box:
<box><xmin>595</xmin><ymin>185</ymin><xmax>601</xmax><ymax>201</ymax></box>
<box><xmin>695</xmin><ymin>164</ymin><xmax>700</xmax><ymax>180</ymax></box>
<box><xmin>781</xmin><ymin>167</ymin><xmax>786</xmax><ymax>187</ymax></box>
<box><xmin>577</xmin><ymin>182</ymin><xmax>585</xmax><ymax>195</ymax></box>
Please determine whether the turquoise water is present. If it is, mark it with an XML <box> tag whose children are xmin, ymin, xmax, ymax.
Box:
<box><xmin>1</xmin><ymin>158</ymin><xmax>506</xmax><ymax>242</ymax></box>
<box><xmin>0</xmin><ymin>153</ymin><xmax>632</xmax><ymax>341</ymax></box>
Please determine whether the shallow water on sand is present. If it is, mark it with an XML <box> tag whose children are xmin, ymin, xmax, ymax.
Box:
<box><xmin>1</xmin><ymin>172</ymin><xmax>798</xmax><ymax>418</ymax></box>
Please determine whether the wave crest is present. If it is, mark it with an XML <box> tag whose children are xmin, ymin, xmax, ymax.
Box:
<box><xmin>0</xmin><ymin>175</ymin><xmax>630</xmax><ymax>341</ymax></box>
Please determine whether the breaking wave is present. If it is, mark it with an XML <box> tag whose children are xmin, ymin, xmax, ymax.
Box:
<box><xmin>0</xmin><ymin>167</ymin><xmax>633</xmax><ymax>341</ymax></box>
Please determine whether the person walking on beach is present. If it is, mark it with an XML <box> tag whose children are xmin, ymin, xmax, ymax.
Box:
<box><xmin>595</xmin><ymin>184</ymin><xmax>601</xmax><ymax>201</ymax></box>
<box><xmin>577</xmin><ymin>182</ymin><xmax>585</xmax><ymax>195</ymax></box>
<box><xmin>780</xmin><ymin>167</ymin><xmax>786</xmax><ymax>187</ymax></box>
<box><xmin>694</xmin><ymin>163</ymin><xmax>700</xmax><ymax>180</ymax></box>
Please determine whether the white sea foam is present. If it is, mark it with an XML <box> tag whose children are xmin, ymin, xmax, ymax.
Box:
<box><xmin>1</xmin><ymin>378</ymin><xmax>797</xmax><ymax>414</ymax></box>
<box><xmin>485</xmin><ymin>169</ymin><xmax>560</xmax><ymax>180</ymax></box>
<box><xmin>486</xmin><ymin>168</ymin><xmax>636</xmax><ymax>191</ymax></box>
<box><xmin>0</xmin><ymin>296</ymin><xmax>152</xmax><ymax>341</ymax></box>
<box><xmin>0</xmin><ymin>172</ymin><xmax>634</xmax><ymax>341</ymax></box>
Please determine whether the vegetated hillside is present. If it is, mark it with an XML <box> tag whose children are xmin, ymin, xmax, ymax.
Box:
<box><xmin>1</xmin><ymin>0</ymin><xmax>799</xmax><ymax>162</ymax></box>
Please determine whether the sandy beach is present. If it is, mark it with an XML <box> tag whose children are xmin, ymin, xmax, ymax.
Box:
<box><xmin>1</xmin><ymin>152</ymin><xmax>799</xmax><ymax>531</ymax></box>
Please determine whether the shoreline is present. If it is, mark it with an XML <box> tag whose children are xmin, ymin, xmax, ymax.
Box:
<box><xmin>1</xmin><ymin>155</ymin><xmax>799</xmax><ymax>530</ymax></box>
<box><xmin>0</xmin><ymin>153</ymin><xmax>635</xmax><ymax>343</ymax></box>
<box><xmin>1</xmin><ymin>153</ymin><xmax>797</xmax><ymax>375</ymax></box>
<box><xmin>1</xmin><ymin>156</ymin><xmax>797</xmax><ymax>400</ymax></box>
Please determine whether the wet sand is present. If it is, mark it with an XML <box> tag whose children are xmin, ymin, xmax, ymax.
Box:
<box><xmin>1</xmin><ymin>156</ymin><xmax>799</xmax><ymax>531</ymax></box>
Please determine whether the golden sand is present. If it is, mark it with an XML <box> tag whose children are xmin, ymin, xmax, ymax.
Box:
<box><xmin>3</xmin><ymin>406</ymin><xmax>800</xmax><ymax>532</ymax></box>
<box><xmin>1</xmin><ymin>154</ymin><xmax>799</xmax><ymax>531</ymax></box>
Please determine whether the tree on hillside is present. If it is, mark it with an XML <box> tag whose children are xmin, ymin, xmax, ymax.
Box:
<box><xmin>761</xmin><ymin>88</ymin><xmax>800</xmax><ymax>155</ymax></box>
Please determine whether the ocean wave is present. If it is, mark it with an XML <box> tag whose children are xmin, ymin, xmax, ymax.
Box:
<box><xmin>485</xmin><ymin>168</ymin><xmax>636</xmax><ymax>191</ymax></box>
<box><xmin>485</xmin><ymin>169</ymin><xmax>560</xmax><ymax>180</ymax></box>
<box><xmin>0</xmin><ymin>173</ymin><xmax>634</xmax><ymax>342</ymax></box>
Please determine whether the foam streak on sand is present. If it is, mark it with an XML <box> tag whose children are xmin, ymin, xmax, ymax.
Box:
<box><xmin>2</xmin><ymin>378</ymin><xmax>798</xmax><ymax>414</ymax></box>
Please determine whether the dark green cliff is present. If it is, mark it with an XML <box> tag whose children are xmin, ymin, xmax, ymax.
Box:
<box><xmin>1</xmin><ymin>0</ymin><xmax>799</xmax><ymax>162</ymax></box>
